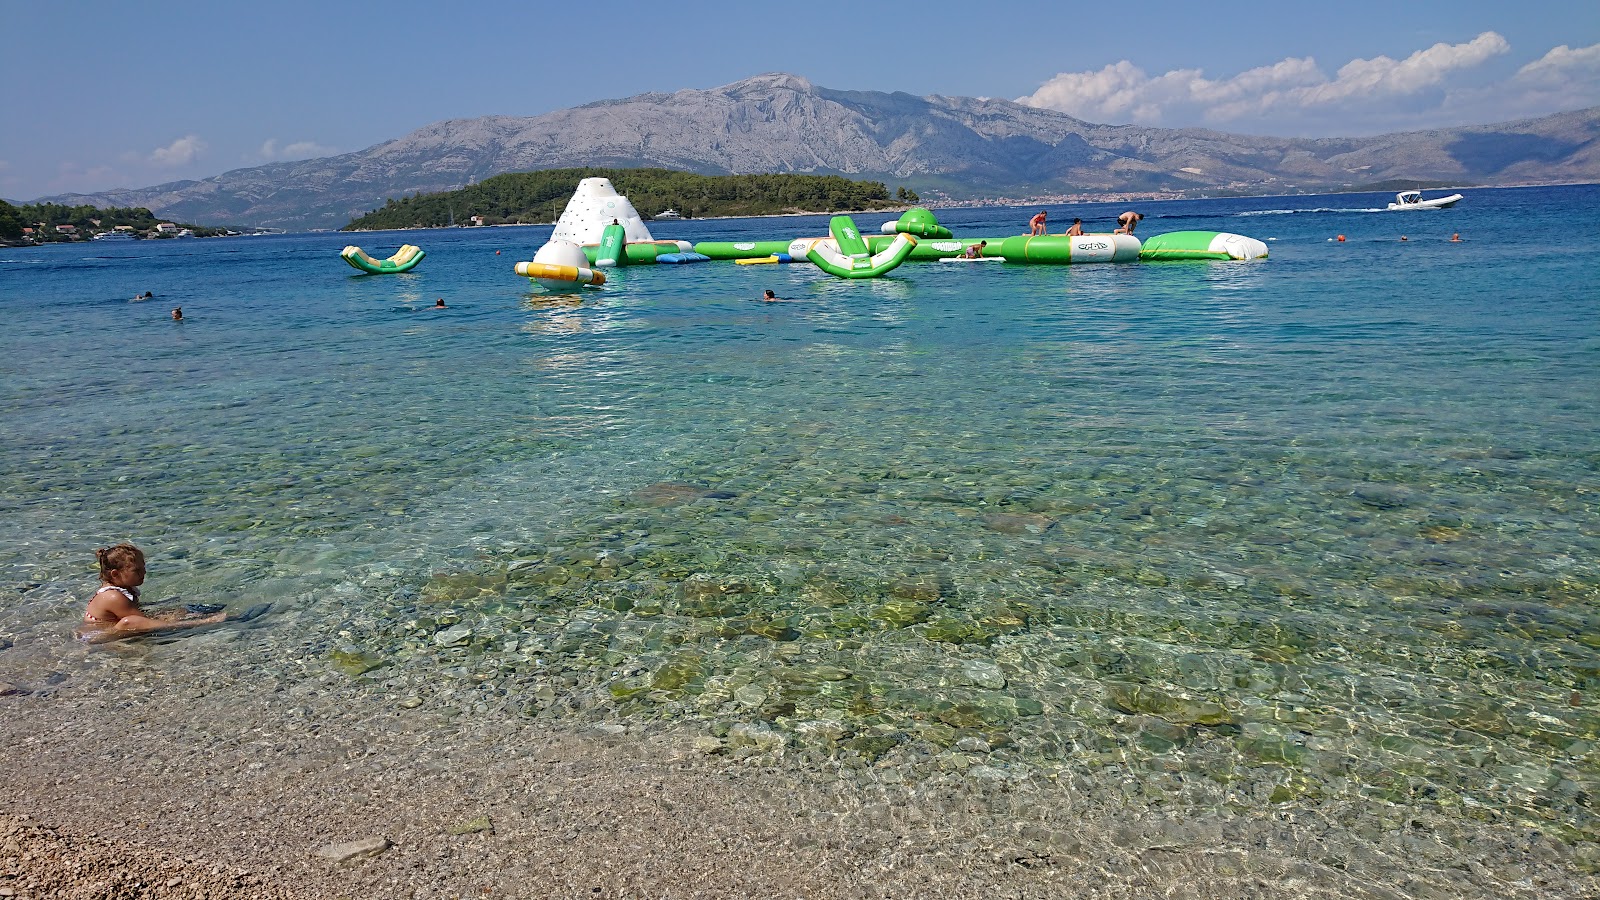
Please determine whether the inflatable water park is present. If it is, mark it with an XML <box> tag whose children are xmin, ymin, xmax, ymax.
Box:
<box><xmin>338</xmin><ymin>177</ymin><xmax>1268</xmax><ymax>286</ymax></box>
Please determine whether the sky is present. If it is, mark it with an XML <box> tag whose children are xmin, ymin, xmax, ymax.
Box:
<box><xmin>3</xmin><ymin>0</ymin><xmax>1597</xmax><ymax>202</ymax></box>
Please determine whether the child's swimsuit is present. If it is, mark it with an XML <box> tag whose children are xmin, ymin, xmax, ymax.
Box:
<box><xmin>84</xmin><ymin>584</ymin><xmax>139</xmax><ymax>623</ymax></box>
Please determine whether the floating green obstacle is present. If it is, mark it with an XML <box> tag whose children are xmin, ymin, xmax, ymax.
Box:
<box><xmin>879</xmin><ymin>207</ymin><xmax>953</xmax><ymax>239</ymax></box>
<box><xmin>806</xmin><ymin>215</ymin><xmax>916</xmax><ymax>278</ymax></box>
<box><xmin>341</xmin><ymin>244</ymin><xmax>424</xmax><ymax>274</ymax></box>
<box><xmin>996</xmin><ymin>233</ymin><xmax>1142</xmax><ymax>263</ymax></box>
<box><xmin>594</xmin><ymin>223</ymin><xmax>629</xmax><ymax>267</ymax></box>
<box><xmin>1138</xmin><ymin>231</ymin><xmax>1269</xmax><ymax>260</ymax></box>
<box><xmin>692</xmin><ymin>239</ymin><xmax>798</xmax><ymax>260</ymax></box>
<box><xmin>582</xmin><ymin>239</ymin><xmax>698</xmax><ymax>265</ymax></box>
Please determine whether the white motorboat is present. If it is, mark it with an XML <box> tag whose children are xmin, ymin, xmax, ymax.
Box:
<box><xmin>1388</xmin><ymin>190</ymin><xmax>1464</xmax><ymax>211</ymax></box>
<box><xmin>654</xmin><ymin>208</ymin><xmax>683</xmax><ymax>220</ymax></box>
<box><xmin>92</xmin><ymin>230</ymin><xmax>135</xmax><ymax>241</ymax></box>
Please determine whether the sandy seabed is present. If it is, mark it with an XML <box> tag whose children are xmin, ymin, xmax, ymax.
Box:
<box><xmin>2</xmin><ymin>635</ymin><xmax>1595</xmax><ymax>900</ymax></box>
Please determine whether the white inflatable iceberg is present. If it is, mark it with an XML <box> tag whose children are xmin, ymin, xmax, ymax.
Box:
<box><xmin>551</xmin><ymin>178</ymin><xmax>655</xmax><ymax>245</ymax></box>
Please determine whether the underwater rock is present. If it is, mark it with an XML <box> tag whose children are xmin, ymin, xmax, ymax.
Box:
<box><xmin>961</xmin><ymin>659</ymin><xmax>1008</xmax><ymax>690</ymax></box>
<box><xmin>1104</xmin><ymin>682</ymin><xmax>1236</xmax><ymax>727</ymax></box>
<box><xmin>728</xmin><ymin>722</ymin><xmax>788</xmax><ymax>752</ymax></box>
<box><xmin>872</xmin><ymin>598</ymin><xmax>932</xmax><ymax>627</ymax></box>
<box><xmin>330</xmin><ymin>647</ymin><xmax>389</xmax><ymax>676</ymax></box>
<box><xmin>888</xmin><ymin>576</ymin><xmax>946</xmax><ymax>602</ymax></box>
<box><xmin>633</xmin><ymin>482</ymin><xmax>738</xmax><ymax>507</ymax></box>
<box><xmin>924</xmin><ymin>618</ymin><xmax>992</xmax><ymax>645</ymax></box>
<box><xmin>1350</xmin><ymin>485</ymin><xmax>1414</xmax><ymax>510</ymax></box>
<box><xmin>982</xmin><ymin>512</ymin><xmax>1056</xmax><ymax>535</ymax></box>
<box><xmin>651</xmin><ymin>652</ymin><xmax>704</xmax><ymax>692</ymax></box>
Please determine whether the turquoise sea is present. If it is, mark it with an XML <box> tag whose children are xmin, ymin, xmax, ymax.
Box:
<box><xmin>3</xmin><ymin>185</ymin><xmax>1598</xmax><ymax>878</ymax></box>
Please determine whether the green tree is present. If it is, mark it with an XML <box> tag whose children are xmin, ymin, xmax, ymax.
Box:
<box><xmin>0</xmin><ymin>200</ymin><xmax>22</xmax><ymax>239</ymax></box>
<box><xmin>342</xmin><ymin>168</ymin><xmax>902</xmax><ymax>230</ymax></box>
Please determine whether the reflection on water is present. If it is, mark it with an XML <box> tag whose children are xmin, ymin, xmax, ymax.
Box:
<box><xmin>2</xmin><ymin>190</ymin><xmax>1599</xmax><ymax>890</ymax></box>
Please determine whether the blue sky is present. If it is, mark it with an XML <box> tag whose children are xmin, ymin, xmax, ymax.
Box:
<box><xmin>3</xmin><ymin>0</ymin><xmax>1597</xmax><ymax>201</ymax></box>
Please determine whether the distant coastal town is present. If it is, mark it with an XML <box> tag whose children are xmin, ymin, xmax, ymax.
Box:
<box><xmin>0</xmin><ymin>198</ymin><xmax>257</xmax><ymax>248</ymax></box>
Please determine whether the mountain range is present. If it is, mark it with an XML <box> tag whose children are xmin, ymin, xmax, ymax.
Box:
<box><xmin>32</xmin><ymin>73</ymin><xmax>1600</xmax><ymax>230</ymax></box>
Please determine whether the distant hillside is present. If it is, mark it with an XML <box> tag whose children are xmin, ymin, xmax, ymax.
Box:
<box><xmin>36</xmin><ymin>74</ymin><xmax>1600</xmax><ymax>230</ymax></box>
<box><xmin>345</xmin><ymin>168</ymin><xmax>911</xmax><ymax>230</ymax></box>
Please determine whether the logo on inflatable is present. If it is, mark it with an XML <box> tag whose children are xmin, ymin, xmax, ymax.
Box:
<box><xmin>1082</xmin><ymin>241</ymin><xmax>1110</xmax><ymax>251</ymax></box>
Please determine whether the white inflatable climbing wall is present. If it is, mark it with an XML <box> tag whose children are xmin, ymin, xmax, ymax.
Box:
<box><xmin>550</xmin><ymin>178</ymin><xmax>655</xmax><ymax>246</ymax></box>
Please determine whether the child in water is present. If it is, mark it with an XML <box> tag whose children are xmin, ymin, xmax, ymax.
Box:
<box><xmin>79</xmin><ymin>543</ymin><xmax>225</xmax><ymax>642</ymax></box>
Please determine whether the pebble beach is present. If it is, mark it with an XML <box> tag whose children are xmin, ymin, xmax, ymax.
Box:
<box><xmin>6</xmin><ymin>668</ymin><xmax>1591</xmax><ymax>899</ymax></box>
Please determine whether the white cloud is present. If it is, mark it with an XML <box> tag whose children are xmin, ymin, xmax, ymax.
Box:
<box><xmin>256</xmin><ymin>138</ymin><xmax>337</xmax><ymax>162</ymax></box>
<box><xmin>1294</xmin><ymin>32</ymin><xmax>1509</xmax><ymax>105</ymax></box>
<box><xmin>149</xmin><ymin>135</ymin><xmax>207</xmax><ymax>167</ymax></box>
<box><xmin>1434</xmin><ymin>40</ymin><xmax>1600</xmax><ymax>125</ymax></box>
<box><xmin>1012</xmin><ymin>31</ymin><xmax>1592</xmax><ymax>134</ymax></box>
<box><xmin>1515</xmin><ymin>42</ymin><xmax>1600</xmax><ymax>85</ymax></box>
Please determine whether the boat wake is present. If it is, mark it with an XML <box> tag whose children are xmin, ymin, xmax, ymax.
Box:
<box><xmin>1235</xmin><ymin>207</ymin><xmax>1387</xmax><ymax>216</ymax></box>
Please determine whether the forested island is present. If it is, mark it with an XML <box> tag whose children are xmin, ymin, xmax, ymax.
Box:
<box><xmin>0</xmin><ymin>199</ymin><xmax>228</xmax><ymax>245</ymax></box>
<box><xmin>344</xmin><ymin>168</ymin><xmax>919</xmax><ymax>231</ymax></box>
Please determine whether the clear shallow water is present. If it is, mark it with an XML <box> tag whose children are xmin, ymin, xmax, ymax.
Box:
<box><xmin>3</xmin><ymin>186</ymin><xmax>1598</xmax><ymax>857</ymax></box>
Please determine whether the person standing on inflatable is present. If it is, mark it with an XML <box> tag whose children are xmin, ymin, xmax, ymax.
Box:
<box><xmin>1029</xmin><ymin>210</ymin><xmax>1047</xmax><ymax>236</ymax></box>
<box><xmin>1115</xmin><ymin>211</ymin><xmax>1143</xmax><ymax>234</ymax></box>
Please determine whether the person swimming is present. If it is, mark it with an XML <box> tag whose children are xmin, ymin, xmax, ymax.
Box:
<box><xmin>78</xmin><ymin>543</ymin><xmax>224</xmax><ymax>643</ymax></box>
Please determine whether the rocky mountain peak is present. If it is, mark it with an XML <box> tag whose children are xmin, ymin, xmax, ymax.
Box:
<box><xmin>721</xmin><ymin>73</ymin><xmax>815</xmax><ymax>97</ymax></box>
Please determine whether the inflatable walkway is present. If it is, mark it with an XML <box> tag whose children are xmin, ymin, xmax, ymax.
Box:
<box><xmin>341</xmin><ymin>244</ymin><xmax>424</xmax><ymax>274</ymax></box>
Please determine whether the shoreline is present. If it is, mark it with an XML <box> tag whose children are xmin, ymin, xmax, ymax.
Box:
<box><xmin>3</xmin><ymin>643</ymin><xmax>1592</xmax><ymax>899</ymax></box>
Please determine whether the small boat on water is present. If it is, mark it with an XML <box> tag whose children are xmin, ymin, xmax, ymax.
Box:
<box><xmin>92</xmin><ymin>230</ymin><xmax>135</xmax><ymax>241</ymax></box>
<box><xmin>654</xmin><ymin>208</ymin><xmax>683</xmax><ymax>220</ymax></box>
<box><xmin>1388</xmin><ymin>190</ymin><xmax>1464</xmax><ymax>211</ymax></box>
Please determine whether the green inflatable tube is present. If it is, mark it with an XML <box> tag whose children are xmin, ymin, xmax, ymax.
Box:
<box><xmin>807</xmin><ymin>215</ymin><xmax>916</xmax><ymax>278</ymax></box>
<box><xmin>691</xmin><ymin>239</ymin><xmax>797</xmax><ymax>260</ymax></box>
<box><xmin>996</xmin><ymin>234</ymin><xmax>1141</xmax><ymax>264</ymax></box>
<box><xmin>341</xmin><ymin>244</ymin><xmax>424</xmax><ymax>274</ymax></box>
<box><xmin>595</xmin><ymin>223</ymin><xmax>628</xmax><ymax>267</ymax></box>
<box><xmin>866</xmin><ymin>235</ymin><xmax>985</xmax><ymax>260</ymax></box>
<box><xmin>581</xmin><ymin>241</ymin><xmax>692</xmax><ymax>265</ymax></box>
